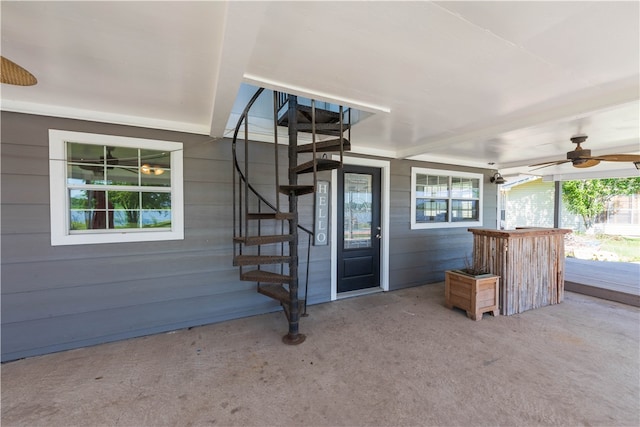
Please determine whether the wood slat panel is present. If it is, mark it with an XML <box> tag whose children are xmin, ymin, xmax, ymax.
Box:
<box><xmin>470</xmin><ymin>228</ymin><xmax>569</xmax><ymax>315</ymax></box>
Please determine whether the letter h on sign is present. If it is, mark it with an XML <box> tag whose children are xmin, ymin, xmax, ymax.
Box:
<box><xmin>314</xmin><ymin>180</ymin><xmax>329</xmax><ymax>246</ymax></box>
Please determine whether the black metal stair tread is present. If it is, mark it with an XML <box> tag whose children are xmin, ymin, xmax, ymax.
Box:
<box><xmin>234</xmin><ymin>234</ymin><xmax>294</xmax><ymax>246</ymax></box>
<box><xmin>257</xmin><ymin>284</ymin><xmax>291</xmax><ymax>304</ymax></box>
<box><xmin>278</xmin><ymin>185</ymin><xmax>315</xmax><ymax>196</ymax></box>
<box><xmin>297</xmin><ymin>138</ymin><xmax>351</xmax><ymax>153</ymax></box>
<box><xmin>278</xmin><ymin>105</ymin><xmax>343</xmax><ymax>126</ymax></box>
<box><xmin>233</xmin><ymin>255</ymin><xmax>293</xmax><ymax>266</ymax></box>
<box><xmin>292</xmin><ymin>159</ymin><xmax>342</xmax><ymax>175</ymax></box>
<box><xmin>246</xmin><ymin>212</ymin><xmax>295</xmax><ymax>220</ymax></box>
<box><xmin>295</xmin><ymin>122</ymin><xmax>350</xmax><ymax>136</ymax></box>
<box><xmin>241</xmin><ymin>270</ymin><xmax>293</xmax><ymax>284</ymax></box>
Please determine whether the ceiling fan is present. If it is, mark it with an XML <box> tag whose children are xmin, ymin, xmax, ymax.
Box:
<box><xmin>529</xmin><ymin>136</ymin><xmax>640</xmax><ymax>171</ymax></box>
<box><xmin>1</xmin><ymin>56</ymin><xmax>37</xmax><ymax>86</ymax></box>
<box><xmin>76</xmin><ymin>147</ymin><xmax>120</xmax><ymax>173</ymax></box>
<box><xmin>76</xmin><ymin>147</ymin><xmax>166</xmax><ymax>175</ymax></box>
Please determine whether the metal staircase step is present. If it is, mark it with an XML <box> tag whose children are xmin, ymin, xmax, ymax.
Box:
<box><xmin>292</xmin><ymin>159</ymin><xmax>342</xmax><ymax>175</ymax></box>
<box><xmin>233</xmin><ymin>255</ymin><xmax>293</xmax><ymax>266</ymax></box>
<box><xmin>246</xmin><ymin>212</ymin><xmax>295</xmax><ymax>220</ymax></box>
<box><xmin>297</xmin><ymin>138</ymin><xmax>351</xmax><ymax>153</ymax></box>
<box><xmin>241</xmin><ymin>270</ymin><xmax>293</xmax><ymax>284</ymax></box>
<box><xmin>258</xmin><ymin>284</ymin><xmax>292</xmax><ymax>303</ymax></box>
<box><xmin>295</xmin><ymin>122</ymin><xmax>350</xmax><ymax>136</ymax></box>
<box><xmin>278</xmin><ymin>185</ymin><xmax>315</xmax><ymax>196</ymax></box>
<box><xmin>234</xmin><ymin>234</ymin><xmax>294</xmax><ymax>246</ymax></box>
<box><xmin>278</xmin><ymin>105</ymin><xmax>342</xmax><ymax>126</ymax></box>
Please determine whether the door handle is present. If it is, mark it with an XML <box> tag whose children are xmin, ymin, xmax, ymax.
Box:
<box><xmin>375</xmin><ymin>234</ymin><xmax>382</xmax><ymax>239</ymax></box>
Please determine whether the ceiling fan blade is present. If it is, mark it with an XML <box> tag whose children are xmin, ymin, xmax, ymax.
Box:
<box><xmin>1</xmin><ymin>56</ymin><xmax>37</xmax><ymax>86</ymax></box>
<box><xmin>573</xmin><ymin>159</ymin><xmax>600</xmax><ymax>168</ymax></box>
<box><xmin>528</xmin><ymin>160</ymin><xmax>570</xmax><ymax>171</ymax></box>
<box><xmin>591</xmin><ymin>154</ymin><xmax>640</xmax><ymax>162</ymax></box>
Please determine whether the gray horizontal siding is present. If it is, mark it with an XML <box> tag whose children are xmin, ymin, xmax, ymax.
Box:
<box><xmin>387</xmin><ymin>159</ymin><xmax>497</xmax><ymax>290</ymax></box>
<box><xmin>1</xmin><ymin>112</ymin><xmax>329</xmax><ymax>361</ymax></box>
<box><xmin>1</xmin><ymin>111</ymin><xmax>496</xmax><ymax>361</ymax></box>
<box><xmin>2</xmin><ymin>289</ymin><xmax>282</xmax><ymax>362</ymax></box>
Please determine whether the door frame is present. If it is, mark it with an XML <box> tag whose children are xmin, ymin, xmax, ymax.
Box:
<box><xmin>331</xmin><ymin>156</ymin><xmax>390</xmax><ymax>300</ymax></box>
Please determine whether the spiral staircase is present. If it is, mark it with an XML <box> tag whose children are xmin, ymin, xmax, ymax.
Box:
<box><xmin>232</xmin><ymin>88</ymin><xmax>351</xmax><ymax>344</ymax></box>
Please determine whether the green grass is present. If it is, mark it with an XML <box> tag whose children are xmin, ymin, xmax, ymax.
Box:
<box><xmin>596</xmin><ymin>234</ymin><xmax>640</xmax><ymax>262</ymax></box>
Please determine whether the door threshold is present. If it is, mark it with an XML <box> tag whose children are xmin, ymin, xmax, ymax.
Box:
<box><xmin>337</xmin><ymin>287</ymin><xmax>383</xmax><ymax>300</ymax></box>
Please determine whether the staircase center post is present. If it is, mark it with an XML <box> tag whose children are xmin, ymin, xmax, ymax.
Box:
<box><xmin>284</xmin><ymin>95</ymin><xmax>305</xmax><ymax>345</ymax></box>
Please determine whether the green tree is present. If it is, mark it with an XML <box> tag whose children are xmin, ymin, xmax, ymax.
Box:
<box><xmin>562</xmin><ymin>177</ymin><xmax>640</xmax><ymax>230</ymax></box>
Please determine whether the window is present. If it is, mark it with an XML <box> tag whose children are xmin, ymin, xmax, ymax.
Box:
<box><xmin>410</xmin><ymin>167</ymin><xmax>482</xmax><ymax>229</ymax></box>
<box><xmin>49</xmin><ymin>130</ymin><xmax>184</xmax><ymax>245</ymax></box>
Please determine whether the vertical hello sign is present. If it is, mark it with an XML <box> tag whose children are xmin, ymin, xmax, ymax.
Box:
<box><xmin>314</xmin><ymin>180</ymin><xmax>330</xmax><ymax>246</ymax></box>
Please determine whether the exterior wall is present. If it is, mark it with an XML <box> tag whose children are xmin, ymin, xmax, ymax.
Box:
<box><xmin>503</xmin><ymin>178</ymin><xmax>583</xmax><ymax>231</ymax></box>
<box><xmin>1</xmin><ymin>111</ymin><xmax>496</xmax><ymax>361</ymax></box>
<box><xmin>603</xmin><ymin>194</ymin><xmax>640</xmax><ymax>236</ymax></box>
<box><xmin>387</xmin><ymin>159</ymin><xmax>498</xmax><ymax>289</ymax></box>
<box><xmin>1</xmin><ymin>112</ymin><xmax>327</xmax><ymax>361</ymax></box>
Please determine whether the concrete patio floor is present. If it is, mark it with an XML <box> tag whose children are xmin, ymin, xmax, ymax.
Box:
<box><xmin>2</xmin><ymin>283</ymin><xmax>639</xmax><ymax>427</ymax></box>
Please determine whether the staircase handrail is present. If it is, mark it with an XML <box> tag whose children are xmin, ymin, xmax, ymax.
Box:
<box><xmin>231</xmin><ymin>88</ymin><xmax>314</xmax><ymax>237</ymax></box>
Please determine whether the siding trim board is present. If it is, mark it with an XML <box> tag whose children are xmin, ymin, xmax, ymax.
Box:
<box><xmin>1</xmin><ymin>111</ymin><xmax>496</xmax><ymax>361</ymax></box>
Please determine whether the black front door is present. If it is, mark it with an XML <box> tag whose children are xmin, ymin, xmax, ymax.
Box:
<box><xmin>337</xmin><ymin>165</ymin><xmax>381</xmax><ymax>293</ymax></box>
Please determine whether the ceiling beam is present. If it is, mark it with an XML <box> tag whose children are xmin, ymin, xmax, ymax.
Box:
<box><xmin>208</xmin><ymin>2</ymin><xmax>269</xmax><ymax>137</ymax></box>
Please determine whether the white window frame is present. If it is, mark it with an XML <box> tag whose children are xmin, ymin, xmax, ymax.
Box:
<box><xmin>410</xmin><ymin>167</ymin><xmax>483</xmax><ymax>229</ymax></box>
<box><xmin>49</xmin><ymin>129</ymin><xmax>184</xmax><ymax>246</ymax></box>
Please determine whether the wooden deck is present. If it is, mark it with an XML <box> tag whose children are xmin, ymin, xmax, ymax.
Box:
<box><xmin>565</xmin><ymin>258</ymin><xmax>640</xmax><ymax>307</ymax></box>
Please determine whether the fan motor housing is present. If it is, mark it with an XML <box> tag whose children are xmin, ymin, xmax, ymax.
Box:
<box><xmin>567</xmin><ymin>148</ymin><xmax>590</xmax><ymax>161</ymax></box>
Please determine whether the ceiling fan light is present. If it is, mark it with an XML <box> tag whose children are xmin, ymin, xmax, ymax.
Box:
<box><xmin>141</xmin><ymin>164</ymin><xmax>151</xmax><ymax>175</ymax></box>
<box><xmin>153</xmin><ymin>166</ymin><xmax>164</xmax><ymax>175</ymax></box>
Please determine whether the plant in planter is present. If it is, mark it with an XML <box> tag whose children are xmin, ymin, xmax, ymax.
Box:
<box><xmin>456</xmin><ymin>254</ymin><xmax>491</xmax><ymax>276</ymax></box>
<box><xmin>445</xmin><ymin>256</ymin><xmax>499</xmax><ymax>321</ymax></box>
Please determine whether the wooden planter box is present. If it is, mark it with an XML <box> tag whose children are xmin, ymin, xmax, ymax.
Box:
<box><xmin>445</xmin><ymin>270</ymin><xmax>499</xmax><ymax>321</ymax></box>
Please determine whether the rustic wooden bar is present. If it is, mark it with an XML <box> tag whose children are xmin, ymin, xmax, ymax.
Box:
<box><xmin>468</xmin><ymin>227</ymin><xmax>571</xmax><ymax>315</ymax></box>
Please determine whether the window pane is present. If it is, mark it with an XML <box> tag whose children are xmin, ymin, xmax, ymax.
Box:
<box><xmin>108</xmin><ymin>191</ymin><xmax>140</xmax><ymax>210</ymax></box>
<box><xmin>64</xmin><ymin>143</ymin><xmax>174</xmax><ymax>232</ymax></box>
<box><xmin>70</xmin><ymin>210</ymin><xmax>92</xmax><ymax>230</ymax></box>
<box><xmin>67</xmin><ymin>143</ymin><xmax>103</xmax><ymax>164</ymax></box>
<box><xmin>108</xmin><ymin>146</ymin><xmax>138</xmax><ymax>167</ymax></box>
<box><xmin>111</xmin><ymin>210</ymin><xmax>140</xmax><ymax>229</ymax></box>
<box><xmin>452</xmin><ymin>200</ymin><xmax>479</xmax><ymax>221</ymax></box>
<box><xmin>141</xmin><ymin>168</ymin><xmax>171</xmax><ymax>187</ymax></box>
<box><xmin>142</xmin><ymin>192</ymin><xmax>171</xmax><ymax>209</ymax></box>
<box><xmin>105</xmin><ymin>166</ymin><xmax>139</xmax><ymax>186</ymax></box>
<box><xmin>107</xmin><ymin>192</ymin><xmax>140</xmax><ymax>228</ymax></box>
<box><xmin>416</xmin><ymin>174</ymin><xmax>449</xmax><ymax>198</ymax></box>
<box><xmin>416</xmin><ymin>199</ymin><xmax>448</xmax><ymax>223</ymax></box>
<box><xmin>140</xmin><ymin>149</ymin><xmax>171</xmax><ymax>187</ymax></box>
<box><xmin>70</xmin><ymin>210</ymin><xmax>111</xmax><ymax>230</ymax></box>
<box><xmin>141</xmin><ymin>210</ymin><xmax>172</xmax><ymax>228</ymax></box>
<box><xmin>141</xmin><ymin>149</ymin><xmax>170</xmax><ymax>168</ymax></box>
<box><xmin>451</xmin><ymin>177</ymin><xmax>479</xmax><ymax>199</ymax></box>
<box><xmin>141</xmin><ymin>193</ymin><xmax>171</xmax><ymax>228</ymax></box>
<box><xmin>69</xmin><ymin>190</ymin><xmax>111</xmax><ymax>229</ymax></box>
<box><xmin>344</xmin><ymin>173</ymin><xmax>372</xmax><ymax>249</ymax></box>
<box><xmin>68</xmin><ymin>164</ymin><xmax>105</xmax><ymax>184</ymax></box>
<box><xmin>70</xmin><ymin>189</ymin><xmax>94</xmax><ymax>209</ymax></box>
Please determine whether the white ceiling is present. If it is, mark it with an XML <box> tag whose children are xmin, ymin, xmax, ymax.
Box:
<box><xmin>2</xmin><ymin>1</ymin><xmax>639</xmax><ymax>180</ymax></box>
